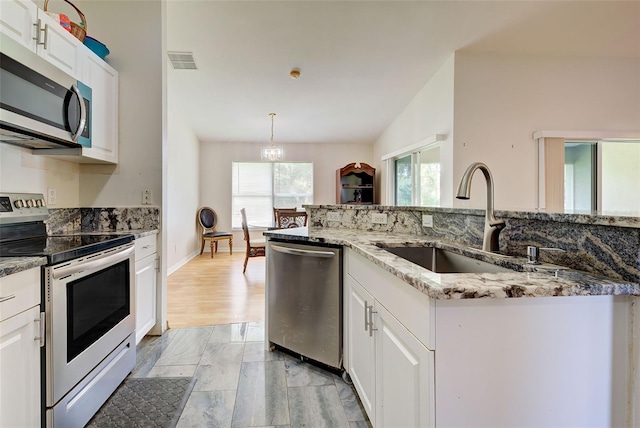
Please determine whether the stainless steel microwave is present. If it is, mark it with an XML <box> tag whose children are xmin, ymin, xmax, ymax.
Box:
<box><xmin>0</xmin><ymin>33</ymin><xmax>91</xmax><ymax>149</ymax></box>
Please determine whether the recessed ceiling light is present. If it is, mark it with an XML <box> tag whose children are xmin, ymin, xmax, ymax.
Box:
<box><xmin>289</xmin><ymin>69</ymin><xmax>301</xmax><ymax>79</ymax></box>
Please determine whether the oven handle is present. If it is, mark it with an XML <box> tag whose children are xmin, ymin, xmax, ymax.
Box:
<box><xmin>52</xmin><ymin>245</ymin><xmax>134</xmax><ymax>279</ymax></box>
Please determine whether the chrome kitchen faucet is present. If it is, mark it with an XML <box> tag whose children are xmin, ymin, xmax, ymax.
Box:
<box><xmin>456</xmin><ymin>162</ymin><xmax>506</xmax><ymax>253</ymax></box>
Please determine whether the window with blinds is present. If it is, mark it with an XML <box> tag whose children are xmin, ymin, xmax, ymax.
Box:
<box><xmin>231</xmin><ymin>162</ymin><xmax>313</xmax><ymax>228</ymax></box>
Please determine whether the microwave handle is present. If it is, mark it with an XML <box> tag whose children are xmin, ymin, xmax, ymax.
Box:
<box><xmin>70</xmin><ymin>84</ymin><xmax>87</xmax><ymax>142</ymax></box>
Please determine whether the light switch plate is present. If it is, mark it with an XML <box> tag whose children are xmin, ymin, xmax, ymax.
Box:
<box><xmin>371</xmin><ymin>213</ymin><xmax>388</xmax><ymax>224</ymax></box>
<box><xmin>422</xmin><ymin>215</ymin><xmax>433</xmax><ymax>227</ymax></box>
<box><xmin>47</xmin><ymin>187</ymin><xmax>57</xmax><ymax>205</ymax></box>
<box><xmin>327</xmin><ymin>211</ymin><xmax>341</xmax><ymax>222</ymax></box>
<box><xmin>142</xmin><ymin>190</ymin><xmax>152</xmax><ymax>205</ymax></box>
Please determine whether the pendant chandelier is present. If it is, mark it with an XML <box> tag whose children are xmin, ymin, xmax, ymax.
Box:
<box><xmin>261</xmin><ymin>113</ymin><xmax>284</xmax><ymax>161</ymax></box>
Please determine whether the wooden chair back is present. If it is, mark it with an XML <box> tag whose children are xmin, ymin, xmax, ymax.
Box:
<box><xmin>197</xmin><ymin>207</ymin><xmax>233</xmax><ymax>258</ymax></box>
<box><xmin>273</xmin><ymin>207</ymin><xmax>296</xmax><ymax>223</ymax></box>
<box><xmin>240</xmin><ymin>208</ymin><xmax>266</xmax><ymax>273</ymax></box>
<box><xmin>198</xmin><ymin>206</ymin><xmax>219</xmax><ymax>232</ymax></box>
<box><xmin>276</xmin><ymin>211</ymin><xmax>308</xmax><ymax>229</ymax></box>
<box><xmin>240</xmin><ymin>208</ymin><xmax>251</xmax><ymax>243</ymax></box>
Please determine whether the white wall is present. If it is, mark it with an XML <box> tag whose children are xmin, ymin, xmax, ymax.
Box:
<box><xmin>166</xmin><ymin>99</ymin><xmax>200</xmax><ymax>273</ymax></box>
<box><xmin>1</xmin><ymin>1</ymin><xmax>163</xmax><ymax>208</ymax></box>
<box><xmin>68</xmin><ymin>0</ymin><xmax>164</xmax><ymax>208</ymax></box>
<box><xmin>453</xmin><ymin>52</ymin><xmax>640</xmax><ymax>211</ymax></box>
<box><xmin>199</xmin><ymin>141</ymin><xmax>374</xmax><ymax>249</ymax></box>
<box><xmin>0</xmin><ymin>144</ymin><xmax>80</xmax><ymax>206</ymax></box>
<box><xmin>373</xmin><ymin>54</ymin><xmax>455</xmax><ymax>206</ymax></box>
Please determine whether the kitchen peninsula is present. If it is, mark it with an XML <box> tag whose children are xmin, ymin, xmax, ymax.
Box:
<box><xmin>264</xmin><ymin>204</ymin><xmax>640</xmax><ymax>427</ymax></box>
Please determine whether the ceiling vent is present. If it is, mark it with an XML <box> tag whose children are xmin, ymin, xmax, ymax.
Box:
<box><xmin>167</xmin><ymin>51</ymin><xmax>197</xmax><ymax>70</ymax></box>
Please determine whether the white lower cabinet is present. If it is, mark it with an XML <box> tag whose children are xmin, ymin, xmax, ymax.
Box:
<box><xmin>346</xmin><ymin>276</ymin><xmax>376</xmax><ymax>423</ymax></box>
<box><xmin>345</xmin><ymin>248</ymin><xmax>632</xmax><ymax>427</ymax></box>
<box><xmin>375</xmin><ymin>303</ymin><xmax>434</xmax><ymax>428</ymax></box>
<box><xmin>135</xmin><ymin>234</ymin><xmax>157</xmax><ymax>344</ymax></box>
<box><xmin>0</xmin><ymin>268</ymin><xmax>41</xmax><ymax>428</ymax></box>
<box><xmin>346</xmin><ymin>250</ymin><xmax>434</xmax><ymax>428</ymax></box>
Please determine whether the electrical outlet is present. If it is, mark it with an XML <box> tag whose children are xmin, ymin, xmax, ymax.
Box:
<box><xmin>142</xmin><ymin>190</ymin><xmax>152</xmax><ymax>205</ymax></box>
<box><xmin>47</xmin><ymin>187</ymin><xmax>57</xmax><ymax>205</ymax></box>
<box><xmin>422</xmin><ymin>214</ymin><xmax>433</xmax><ymax>228</ymax></box>
<box><xmin>371</xmin><ymin>213</ymin><xmax>388</xmax><ymax>224</ymax></box>
<box><xmin>327</xmin><ymin>211</ymin><xmax>341</xmax><ymax>222</ymax></box>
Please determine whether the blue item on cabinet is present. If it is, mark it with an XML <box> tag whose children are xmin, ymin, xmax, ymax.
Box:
<box><xmin>84</xmin><ymin>36</ymin><xmax>109</xmax><ymax>60</ymax></box>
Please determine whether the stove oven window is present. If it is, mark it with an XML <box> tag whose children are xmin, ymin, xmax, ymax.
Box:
<box><xmin>67</xmin><ymin>259</ymin><xmax>130</xmax><ymax>362</ymax></box>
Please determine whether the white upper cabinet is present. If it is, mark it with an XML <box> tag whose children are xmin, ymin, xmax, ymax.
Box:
<box><xmin>0</xmin><ymin>0</ymin><xmax>82</xmax><ymax>78</ymax></box>
<box><xmin>0</xmin><ymin>0</ymin><xmax>37</xmax><ymax>49</ymax></box>
<box><xmin>35</xmin><ymin>46</ymin><xmax>120</xmax><ymax>164</ymax></box>
<box><xmin>35</xmin><ymin>8</ymin><xmax>83</xmax><ymax>78</ymax></box>
<box><xmin>1</xmin><ymin>0</ymin><xmax>119</xmax><ymax>164</ymax></box>
<box><xmin>80</xmin><ymin>47</ymin><xmax>118</xmax><ymax>164</ymax></box>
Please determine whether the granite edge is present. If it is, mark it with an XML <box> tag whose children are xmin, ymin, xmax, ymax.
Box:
<box><xmin>303</xmin><ymin>205</ymin><xmax>640</xmax><ymax>229</ymax></box>
<box><xmin>0</xmin><ymin>257</ymin><xmax>47</xmax><ymax>278</ymax></box>
<box><xmin>264</xmin><ymin>227</ymin><xmax>640</xmax><ymax>300</ymax></box>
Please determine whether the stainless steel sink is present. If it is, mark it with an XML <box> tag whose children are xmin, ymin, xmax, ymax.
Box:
<box><xmin>380</xmin><ymin>246</ymin><xmax>513</xmax><ymax>274</ymax></box>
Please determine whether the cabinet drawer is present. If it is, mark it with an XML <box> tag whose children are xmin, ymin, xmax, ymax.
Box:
<box><xmin>0</xmin><ymin>268</ymin><xmax>40</xmax><ymax>322</ymax></box>
<box><xmin>347</xmin><ymin>249</ymin><xmax>435</xmax><ymax>350</ymax></box>
<box><xmin>135</xmin><ymin>234</ymin><xmax>157</xmax><ymax>261</ymax></box>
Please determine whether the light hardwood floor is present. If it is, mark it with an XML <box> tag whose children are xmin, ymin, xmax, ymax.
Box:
<box><xmin>167</xmin><ymin>252</ymin><xmax>265</xmax><ymax>328</ymax></box>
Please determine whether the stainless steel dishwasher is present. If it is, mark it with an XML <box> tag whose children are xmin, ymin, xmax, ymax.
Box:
<box><xmin>266</xmin><ymin>240</ymin><xmax>342</xmax><ymax>369</ymax></box>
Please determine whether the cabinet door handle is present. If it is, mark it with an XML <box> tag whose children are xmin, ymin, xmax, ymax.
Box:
<box><xmin>0</xmin><ymin>294</ymin><xmax>16</xmax><ymax>303</ymax></box>
<box><xmin>364</xmin><ymin>300</ymin><xmax>369</xmax><ymax>332</ymax></box>
<box><xmin>42</xmin><ymin>22</ymin><xmax>49</xmax><ymax>49</ymax></box>
<box><xmin>142</xmin><ymin>245</ymin><xmax>151</xmax><ymax>249</ymax></box>
<box><xmin>33</xmin><ymin>19</ymin><xmax>44</xmax><ymax>45</ymax></box>
<box><xmin>33</xmin><ymin>19</ymin><xmax>48</xmax><ymax>48</ymax></box>
<box><xmin>368</xmin><ymin>303</ymin><xmax>377</xmax><ymax>337</ymax></box>
<box><xmin>34</xmin><ymin>312</ymin><xmax>45</xmax><ymax>347</ymax></box>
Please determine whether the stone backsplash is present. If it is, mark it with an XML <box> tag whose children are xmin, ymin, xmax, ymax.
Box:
<box><xmin>306</xmin><ymin>204</ymin><xmax>640</xmax><ymax>284</ymax></box>
<box><xmin>47</xmin><ymin>207</ymin><xmax>160</xmax><ymax>234</ymax></box>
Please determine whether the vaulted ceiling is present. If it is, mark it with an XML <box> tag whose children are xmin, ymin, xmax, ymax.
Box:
<box><xmin>166</xmin><ymin>1</ymin><xmax>640</xmax><ymax>146</ymax></box>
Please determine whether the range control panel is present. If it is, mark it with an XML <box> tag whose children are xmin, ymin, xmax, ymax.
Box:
<box><xmin>0</xmin><ymin>192</ymin><xmax>48</xmax><ymax>224</ymax></box>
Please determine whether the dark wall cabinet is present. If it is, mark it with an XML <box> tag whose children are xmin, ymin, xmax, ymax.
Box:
<box><xmin>336</xmin><ymin>163</ymin><xmax>376</xmax><ymax>204</ymax></box>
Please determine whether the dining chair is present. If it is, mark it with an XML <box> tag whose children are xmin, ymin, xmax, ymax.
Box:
<box><xmin>276</xmin><ymin>210</ymin><xmax>308</xmax><ymax>229</ymax></box>
<box><xmin>240</xmin><ymin>208</ymin><xmax>266</xmax><ymax>273</ymax></box>
<box><xmin>197</xmin><ymin>207</ymin><xmax>233</xmax><ymax>258</ymax></box>
<box><xmin>273</xmin><ymin>207</ymin><xmax>296</xmax><ymax>225</ymax></box>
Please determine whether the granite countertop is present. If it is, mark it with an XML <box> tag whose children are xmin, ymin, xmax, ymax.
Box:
<box><xmin>304</xmin><ymin>204</ymin><xmax>640</xmax><ymax>228</ymax></box>
<box><xmin>264</xmin><ymin>227</ymin><xmax>640</xmax><ymax>300</ymax></box>
<box><xmin>0</xmin><ymin>229</ymin><xmax>159</xmax><ymax>278</ymax></box>
<box><xmin>0</xmin><ymin>257</ymin><xmax>47</xmax><ymax>278</ymax></box>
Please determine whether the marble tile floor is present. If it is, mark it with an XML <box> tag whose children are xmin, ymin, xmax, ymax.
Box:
<box><xmin>131</xmin><ymin>322</ymin><xmax>372</xmax><ymax>428</ymax></box>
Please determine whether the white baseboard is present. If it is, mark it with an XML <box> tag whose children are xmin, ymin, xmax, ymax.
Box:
<box><xmin>167</xmin><ymin>251</ymin><xmax>198</xmax><ymax>275</ymax></box>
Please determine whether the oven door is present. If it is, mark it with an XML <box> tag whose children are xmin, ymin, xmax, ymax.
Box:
<box><xmin>44</xmin><ymin>243</ymin><xmax>135</xmax><ymax>407</ymax></box>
